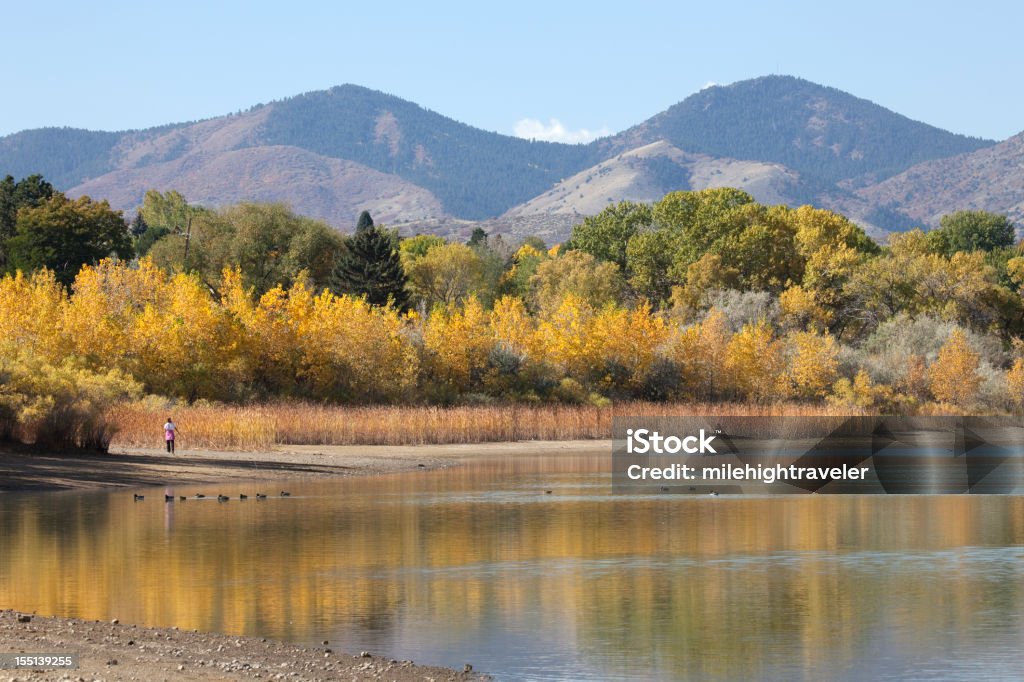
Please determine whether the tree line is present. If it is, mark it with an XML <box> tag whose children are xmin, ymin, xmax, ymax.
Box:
<box><xmin>1</xmin><ymin>176</ymin><xmax>1023</xmax><ymax>449</ymax></box>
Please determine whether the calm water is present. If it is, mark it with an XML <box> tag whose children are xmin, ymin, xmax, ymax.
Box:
<box><xmin>1</xmin><ymin>455</ymin><xmax>1023</xmax><ymax>680</ymax></box>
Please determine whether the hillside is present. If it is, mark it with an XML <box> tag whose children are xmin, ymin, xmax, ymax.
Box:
<box><xmin>503</xmin><ymin>140</ymin><xmax>802</xmax><ymax>218</ymax></box>
<box><xmin>259</xmin><ymin>85</ymin><xmax>599</xmax><ymax>218</ymax></box>
<box><xmin>0</xmin><ymin>76</ymin><xmax>1012</xmax><ymax>239</ymax></box>
<box><xmin>853</xmin><ymin>131</ymin><xmax>1024</xmax><ymax>228</ymax></box>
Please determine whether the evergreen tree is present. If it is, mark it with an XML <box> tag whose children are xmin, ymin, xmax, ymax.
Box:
<box><xmin>129</xmin><ymin>212</ymin><xmax>149</xmax><ymax>238</ymax></box>
<box><xmin>355</xmin><ymin>210</ymin><xmax>375</xmax><ymax>232</ymax></box>
<box><xmin>0</xmin><ymin>174</ymin><xmax>56</xmax><ymax>270</ymax></box>
<box><xmin>467</xmin><ymin>227</ymin><xmax>488</xmax><ymax>247</ymax></box>
<box><xmin>331</xmin><ymin>212</ymin><xmax>409</xmax><ymax>309</ymax></box>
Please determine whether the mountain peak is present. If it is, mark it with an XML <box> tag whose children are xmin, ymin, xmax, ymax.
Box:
<box><xmin>604</xmin><ymin>74</ymin><xmax>993</xmax><ymax>187</ymax></box>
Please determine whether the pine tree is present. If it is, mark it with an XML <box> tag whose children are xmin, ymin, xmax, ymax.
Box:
<box><xmin>330</xmin><ymin>212</ymin><xmax>409</xmax><ymax>309</ymax></box>
<box><xmin>355</xmin><ymin>210</ymin><xmax>375</xmax><ymax>233</ymax></box>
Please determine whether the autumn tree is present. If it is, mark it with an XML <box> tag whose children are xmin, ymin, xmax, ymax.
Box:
<box><xmin>404</xmin><ymin>242</ymin><xmax>484</xmax><ymax>310</ymax></box>
<box><xmin>1007</xmin><ymin>358</ymin><xmax>1024</xmax><ymax>411</ymax></box>
<box><xmin>783</xmin><ymin>330</ymin><xmax>839</xmax><ymax>399</ymax></box>
<box><xmin>529</xmin><ymin>250</ymin><xmax>623</xmax><ymax>312</ymax></box>
<box><xmin>723</xmin><ymin>320</ymin><xmax>786</xmax><ymax>402</ymax></box>
<box><xmin>928</xmin><ymin>329</ymin><xmax>981</xmax><ymax>407</ymax></box>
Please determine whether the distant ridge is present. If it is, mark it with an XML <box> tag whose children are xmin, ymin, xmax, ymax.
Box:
<box><xmin>0</xmin><ymin>76</ymin><xmax>1013</xmax><ymax>240</ymax></box>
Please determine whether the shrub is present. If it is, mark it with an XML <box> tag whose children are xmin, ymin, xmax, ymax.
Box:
<box><xmin>0</xmin><ymin>349</ymin><xmax>141</xmax><ymax>450</ymax></box>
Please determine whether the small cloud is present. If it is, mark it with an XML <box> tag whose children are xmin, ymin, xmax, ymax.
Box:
<box><xmin>701</xmin><ymin>81</ymin><xmax>719</xmax><ymax>90</ymax></box>
<box><xmin>513</xmin><ymin>118</ymin><xmax>610</xmax><ymax>144</ymax></box>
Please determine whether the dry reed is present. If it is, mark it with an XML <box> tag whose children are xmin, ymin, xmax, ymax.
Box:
<box><xmin>109</xmin><ymin>401</ymin><xmax>857</xmax><ymax>450</ymax></box>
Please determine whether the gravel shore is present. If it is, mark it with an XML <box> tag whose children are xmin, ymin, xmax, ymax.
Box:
<box><xmin>0</xmin><ymin>610</ymin><xmax>488</xmax><ymax>681</ymax></box>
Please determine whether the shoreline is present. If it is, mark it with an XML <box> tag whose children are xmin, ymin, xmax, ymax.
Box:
<box><xmin>0</xmin><ymin>440</ymin><xmax>610</xmax><ymax>493</ymax></box>
<box><xmin>0</xmin><ymin>609</ymin><xmax>488</xmax><ymax>681</ymax></box>
<box><xmin>0</xmin><ymin>441</ymin><xmax>612</xmax><ymax>679</ymax></box>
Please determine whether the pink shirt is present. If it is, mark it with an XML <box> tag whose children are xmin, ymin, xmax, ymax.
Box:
<box><xmin>164</xmin><ymin>422</ymin><xmax>176</xmax><ymax>441</ymax></box>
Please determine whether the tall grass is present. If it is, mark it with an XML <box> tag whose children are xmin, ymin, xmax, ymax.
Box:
<box><xmin>109</xmin><ymin>402</ymin><xmax>858</xmax><ymax>450</ymax></box>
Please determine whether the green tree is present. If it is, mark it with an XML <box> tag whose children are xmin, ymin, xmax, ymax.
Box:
<box><xmin>626</xmin><ymin>229</ymin><xmax>676</xmax><ymax>303</ymax></box>
<box><xmin>399</xmin><ymin>234</ymin><xmax>446</xmax><ymax>263</ymax></box>
<box><xmin>566</xmin><ymin>201</ymin><xmax>652</xmax><ymax>272</ymax></box>
<box><xmin>128</xmin><ymin>212</ymin><xmax>149</xmax><ymax>238</ymax></box>
<box><xmin>139</xmin><ymin>190</ymin><xmax>192</xmax><ymax>232</ymax></box>
<box><xmin>7</xmin><ymin>194</ymin><xmax>133</xmax><ymax>286</ymax></box>
<box><xmin>147</xmin><ymin>202</ymin><xmax>344</xmax><ymax>295</ymax></box>
<box><xmin>355</xmin><ymin>210</ymin><xmax>375</xmax><ymax>232</ymax></box>
<box><xmin>467</xmin><ymin>227</ymin><xmax>488</xmax><ymax>247</ymax></box>
<box><xmin>926</xmin><ymin>211</ymin><xmax>1016</xmax><ymax>256</ymax></box>
<box><xmin>404</xmin><ymin>242</ymin><xmax>483</xmax><ymax>310</ymax></box>
<box><xmin>0</xmin><ymin>174</ymin><xmax>56</xmax><ymax>269</ymax></box>
<box><xmin>331</xmin><ymin>213</ymin><xmax>408</xmax><ymax>308</ymax></box>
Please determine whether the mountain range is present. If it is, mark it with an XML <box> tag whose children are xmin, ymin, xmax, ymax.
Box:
<box><xmin>1</xmin><ymin>75</ymin><xmax>1018</xmax><ymax>242</ymax></box>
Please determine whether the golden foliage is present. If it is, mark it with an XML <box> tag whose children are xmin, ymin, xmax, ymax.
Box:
<box><xmin>784</xmin><ymin>330</ymin><xmax>839</xmax><ymax>399</ymax></box>
<box><xmin>422</xmin><ymin>296</ymin><xmax>494</xmax><ymax>394</ymax></box>
<box><xmin>928</xmin><ymin>329</ymin><xmax>981</xmax><ymax>407</ymax></box>
<box><xmin>1007</xmin><ymin>358</ymin><xmax>1024</xmax><ymax>409</ymax></box>
<box><xmin>829</xmin><ymin>369</ymin><xmax>892</xmax><ymax>411</ymax></box>
<box><xmin>723</xmin><ymin>320</ymin><xmax>786</xmax><ymax>402</ymax></box>
<box><xmin>663</xmin><ymin>309</ymin><xmax>731</xmax><ymax>399</ymax></box>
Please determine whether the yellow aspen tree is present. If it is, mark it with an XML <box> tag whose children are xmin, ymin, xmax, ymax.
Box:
<box><xmin>531</xmin><ymin>294</ymin><xmax>598</xmax><ymax>380</ymax></box>
<box><xmin>590</xmin><ymin>303</ymin><xmax>669</xmax><ymax>391</ymax></box>
<box><xmin>663</xmin><ymin>308</ymin><xmax>732</xmax><ymax>399</ymax></box>
<box><xmin>69</xmin><ymin>259</ymin><xmax>166</xmax><ymax>367</ymax></box>
<box><xmin>0</xmin><ymin>269</ymin><xmax>67</xmax><ymax>361</ymax></box>
<box><xmin>1007</xmin><ymin>358</ymin><xmax>1024</xmax><ymax>410</ymax></box>
<box><xmin>723</xmin><ymin>320</ymin><xmax>786</xmax><ymax>402</ymax></box>
<box><xmin>489</xmin><ymin>296</ymin><xmax>534</xmax><ymax>356</ymax></box>
<box><xmin>128</xmin><ymin>272</ymin><xmax>243</xmax><ymax>400</ymax></box>
<box><xmin>898</xmin><ymin>354</ymin><xmax>930</xmax><ymax>404</ymax></box>
<box><xmin>778</xmin><ymin>285</ymin><xmax>829</xmax><ymax>332</ymax></box>
<box><xmin>422</xmin><ymin>297</ymin><xmax>494</xmax><ymax>393</ymax></box>
<box><xmin>928</xmin><ymin>329</ymin><xmax>981</xmax><ymax>407</ymax></box>
<box><xmin>298</xmin><ymin>291</ymin><xmax>417</xmax><ymax>402</ymax></box>
<box><xmin>829</xmin><ymin>369</ymin><xmax>891</xmax><ymax>411</ymax></box>
<box><xmin>785</xmin><ymin>330</ymin><xmax>839</xmax><ymax>398</ymax></box>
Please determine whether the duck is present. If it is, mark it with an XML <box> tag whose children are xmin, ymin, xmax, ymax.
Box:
<box><xmin>133</xmin><ymin>494</ymin><xmax>144</xmax><ymax>501</ymax></box>
<box><xmin>544</xmin><ymin>490</ymin><xmax>553</xmax><ymax>494</ymax></box>
<box><xmin>195</xmin><ymin>494</ymin><xmax>205</xmax><ymax>499</ymax></box>
<box><xmin>255</xmin><ymin>493</ymin><xmax>267</xmax><ymax>499</ymax></box>
<box><xmin>660</xmin><ymin>486</ymin><xmax>670</xmax><ymax>492</ymax></box>
<box><xmin>217</xmin><ymin>495</ymin><xmax>229</xmax><ymax>502</ymax></box>
<box><xmin>164</xmin><ymin>494</ymin><xmax>174</xmax><ymax>502</ymax></box>
<box><xmin>239</xmin><ymin>494</ymin><xmax>248</xmax><ymax>500</ymax></box>
<box><xmin>709</xmin><ymin>491</ymin><xmax>719</xmax><ymax>497</ymax></box>
<box><xmin>279</xmin><ymin>491</ymin><xmax>291</xmax><ymax>497</ymax></box>
<box><xmin>179</xmin><ymin>496</ymin><xmax>187</xmax><ymax>501</ymax></box>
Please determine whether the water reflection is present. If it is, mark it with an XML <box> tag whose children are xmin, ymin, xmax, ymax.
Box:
<box><xmin>1</xmin><ymin>455</ymin><xmax>1022</xmax><ymax>680</ymax></box>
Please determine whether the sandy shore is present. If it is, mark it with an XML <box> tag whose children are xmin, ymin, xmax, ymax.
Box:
<box><xmin>0</xmin><ymin>609</ymin><xmax>488</xmax><ymax>681</ymax></box>
<box><xmin>0</xmin><ymin>440</ymin><xmax>610</xmax><ymax>493</ymax></box>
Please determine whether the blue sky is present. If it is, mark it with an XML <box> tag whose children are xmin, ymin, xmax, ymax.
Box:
<box><xmin>2</xmin><ymin>1</ymin><xmax>1021</xmax><ymax>141</ymax></box>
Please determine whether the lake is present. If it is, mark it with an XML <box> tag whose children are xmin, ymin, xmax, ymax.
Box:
<box><xmin>1</xmin><ymin>454</ymin><xmax>1022</xmax><ymax>680</ymax></box>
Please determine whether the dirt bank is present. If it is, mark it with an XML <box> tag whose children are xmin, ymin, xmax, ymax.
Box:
<box><xmin>0</xmin><ymin>440</ymin><xmax>610</xmax><ymax>492</ymax></box>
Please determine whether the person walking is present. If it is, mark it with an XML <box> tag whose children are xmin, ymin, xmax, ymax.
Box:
<box><xmin>163</xmin><ymin>417</ymin><xmax>180</xmax><ymax>454</ymax></box>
